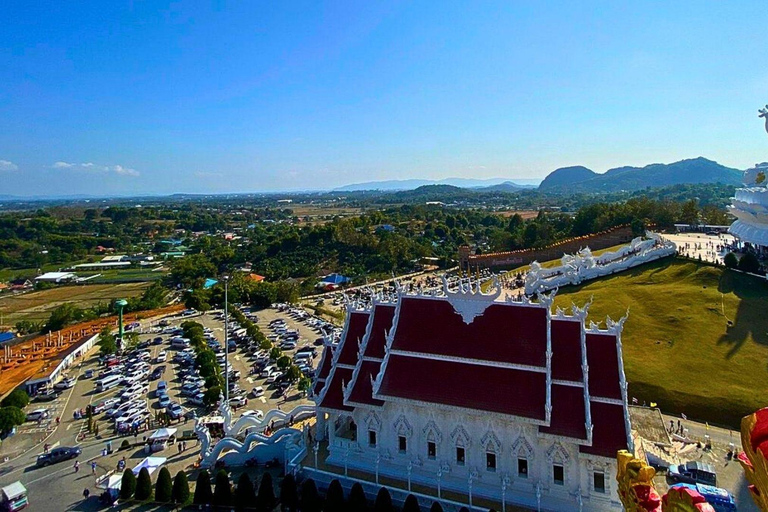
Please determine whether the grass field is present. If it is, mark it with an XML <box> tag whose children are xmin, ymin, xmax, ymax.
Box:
<box><xmin>552</xmin><ymin>257</ymin><xmax>768</xmax><ymax>428</ymax></box>
<box><xmin>0</xmin><ymin>282</ymin><xmax>151</xmax><ymax>325</ymax></box>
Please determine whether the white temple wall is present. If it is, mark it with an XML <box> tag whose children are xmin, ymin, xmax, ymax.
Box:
<box><xmin>323</xmin><ymin>402</ymin><xmax>620</xmax><ymax>511</ymax></box>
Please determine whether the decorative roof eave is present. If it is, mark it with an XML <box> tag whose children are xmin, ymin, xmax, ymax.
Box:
<box><xmin>580</xmin><ymin>307</ymin><xmax>594</xmax><ymax>446</ymax></box>
<box><xmin>387</xmin><ymin>349</ymin><xmax>548</xmax><ymax>374</ymax></box>
<box><xmin>373</xmin><ymin>293</ymin><xmax>404</xmax><ymax>397</ymax></box>
<box><xmin>371</xmin><ymin>392</ymin><xmax>549</xmax><ymax>427</ymax></box>
<box><xmin>539</xmin><ymin>430</ymin><xmax>590</xmax><ymax>446</ymax></box>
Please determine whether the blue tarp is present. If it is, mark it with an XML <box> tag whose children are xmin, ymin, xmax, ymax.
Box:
<box><xmin>321</xmin><ymin>273</ymin><xmax>350</xmax><ymax>285</ymax></box>
<box><xmin>203</xmin><ymin>278</ymin><xmax>218</xmax><ymax>289</ymax></box>
<box><xmin>0</xmin><ymin>332</ymin><xmax>14</xmax><ymax>344</ymax></box>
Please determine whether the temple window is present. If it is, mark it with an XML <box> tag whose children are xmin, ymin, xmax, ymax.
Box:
<box><xmin>456</xmin><ymin>447</ymin><xmax>465</xmax><ymax>466</ymax></box>
<box><xmin>427</xmin><ymin>441</ymin><xmax>436</xmax><ymax>459</ymax></box>
<box><xmin>369</xmin><ymin>430</ymin><xmax>377</xmax><ymax>447</ymax></box>
<box><xmin>553</xmin><ymin>464</ymin><xmax>564</xmax><ymax>485</ymax></box>
<box><xmin>398</xmin><ymin>436</ymin><xmax>407</xmax><ymax>454</ymax></box>
<box><xmin>486</xmin><ymin>452</ymin><xmax>497</xmax><ymax>472</ymax></box>
<box><xmin>518</xmin><ymin>458</ymin><xmax>528</xmax><ymax>478</ymax></box>
<box><xmin>594</xmin><ymin>471</ymin><xmax>605</xmax><ymax>493</ymax></box>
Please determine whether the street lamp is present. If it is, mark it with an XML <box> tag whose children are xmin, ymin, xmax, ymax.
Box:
<box><xmin>501</xmin><ymin>474</ymin><xmax>510</xmax><ymax>512</ymax></box>
<box><xmin>223</xmin><ymin>275</ymin><xmax>230</xmax><ymax>402</ymax></box>
<box><xmin>436</xmin><ymin>465</ymin><xmax>443</xmax><ymax>500</ymax></box>
<box><xmin>468</xmin><ymin>471</ymin><xmax>475</xmax><ymax>509</ymax></box>
<box><xmin>375</xmin><ymin>453</ymin><xmax>381</xmax><ymax>485</ymax></box>
<box><xmin>407</xmin><ymin>461</ymin><xmax>413</xmax><ymax>492</ymax></box>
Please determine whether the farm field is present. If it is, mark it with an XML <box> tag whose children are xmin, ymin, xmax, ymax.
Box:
<box><xmin>553</xmin><ymin>257</ymin><xmax>768</xmax><ymax>428</ymax></box>
<box><xmin>0</xmin><ymin>282</ymin><xmax>151</xmax><ymax>325</ymax></box>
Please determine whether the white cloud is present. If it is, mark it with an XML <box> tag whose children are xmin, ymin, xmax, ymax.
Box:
<box><xmin>52</xmin><ymin>161</ymin><xmax>139</xmax><ymax>177</ymax></box>
<box><xmin>0</xmin><ymin>160</ymin><xmax>18</xmax><ymax>171</ymax></box>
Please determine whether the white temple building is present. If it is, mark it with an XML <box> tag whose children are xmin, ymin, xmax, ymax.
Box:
<box><xmin>729</xmin><ymin>162</ymin><xmax>768</xmax><ymax>253</ymax></box>
<box><xmin>310</xmin><ymin>280</ymin><xmax>631</xmax><ymax>511</ymax></box>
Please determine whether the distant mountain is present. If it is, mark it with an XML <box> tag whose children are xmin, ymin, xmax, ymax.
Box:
<box><xmin>334</xmin><ymin>177</ymin><xmax>538</xmax><ymax>192</ymax></box>
<box><xmin>538</xmin><ymin>158</ymin><xmax>742</xmax><ymax>193</ymax></box>
<box><xmin>538</xmin><ymin>166</ymin><xmax>597</xmax><ymax>191</ymax></box>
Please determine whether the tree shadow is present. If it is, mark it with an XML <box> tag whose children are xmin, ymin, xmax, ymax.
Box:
<box><xmin>717</xmin><ymin>269</ymin><xmax>768</xmax><ymax>358</ymax></box>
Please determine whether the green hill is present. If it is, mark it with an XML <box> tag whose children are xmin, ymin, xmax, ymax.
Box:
<box><xmin>539</xmin><ymin>157</ymin><xmax>742</xmax><ymax>193</ymax></box>
<box><xmin>552</xmin><ymin>257</ymin><xmax>768</xmax><ymax>428</ymax></box>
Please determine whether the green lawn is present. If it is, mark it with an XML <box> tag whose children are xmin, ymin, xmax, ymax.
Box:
<box><xmin>552</xmin><ymin>256</ymin><xmax>768</xmax><ymax>429</ymax></box>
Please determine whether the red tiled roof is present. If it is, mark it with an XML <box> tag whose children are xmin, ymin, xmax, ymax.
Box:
<box><xmin>580</xmin><ymin>401</ymin><xmax>628</xmax><ymax>457</ymax></box>
<box><xmin>336</xmin><ymin>311</ymin><xmax>370</xmax><ymax>367</ymax></box>
<box><xmin>390</xmin><ymin>297</ymin><xmax>547</xmax><ymax>367</ymax></box>
<box><xmin>377</xmin><ymin>354</ymin><xmax>547</xmax><ymax>420</ymax></box>
<box><xmin>585</xmin><ymin>333</ymin><xmax>622</xmax><ymax>399</ymax></box>
<box><xmin>345</xmin><ymin>360</ymin><xmax>385</xmax><ymax>407</ymax></box>
<box><xmin>550</xmin><ymin>319</ymin><xmax>583</xmax><ymax>382</ymax></box>
<box><xmin>539</xmin><ymin>384</ymin><xmax>587</xmax><ymax>440</ymax></box>
<box><xmin>318</xmin><ymin>367</ymin><xmax>354</xmax><ymax>412</ymax></box>
<box><xmin>313</xmin><ymin>346</ymin><xmax>334</xmax><ymax>395</ymax></box>
<box><xmin>362</xmin><ymin>304</ymin><xmax>395</xmax><ymax>360</ymax></box>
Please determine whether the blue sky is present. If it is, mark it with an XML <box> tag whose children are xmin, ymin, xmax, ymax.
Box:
<box><xmin>1</xmin><ymin>1</ymin><xmax>767</xmax><ymax>196</ymax></box>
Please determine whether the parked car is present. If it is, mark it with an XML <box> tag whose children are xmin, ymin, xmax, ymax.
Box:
<box><xmin>152</xmin><ymin>336</ymin><xmax>164</xmax><ymax>345</ymax></box>
<box><xmin>93</xmin><ymin>397</ymin><xmax>121</xmax><ymax>414</ymax></box>
<box><xmin>669</xmin><ymin>483</ymin><xmax>736</xmax><ymax>512</ymax></box>
<box><xmin>33</xmin><ymin>389</ymin><xmax>60</xmax><ymax>402</ymax></box>
<box><xmin>266</xmin><ymin>372</ymin><xmax>283</xmax><ymax>384</ymax></box>
<box><xmin>157</xmin><ymin>394</ymin><xmax>171</xmax><ymax>408</ymax></box>
<box><xmin>54</xmin><ymin>377</ymin><xmax>76</xmax><ymax>390</ymax></box>
<box><xmin>36</xmin><ymin>446</ymin><xmax>81</xmax><ymax>467</ymax></box>
<box><xmin>156</xmin><ymin>351</ymin><xmax>167</xmax><ymax>363</ymax></box>
<box><xmin>667</xmin><ymin>461</ymin><xmax>717</xmax><ymax>486</ymax></box>
<box><xmin>229</xmin><ymin>395</ymin><xmax>248</xmax><ymax>408</ymax></box>
<box><xmin>166</xmin><ymin>403</ymin><xmax>184</xmax><ymax>420</ymax></box>
<box><xmin>26</xmin><ymin>409</ymin><xmax>49</xmax><ymax>422</ymax></box>
<box><xmin>189</xmin><ymin>393</ymin><xmax>206</xmax><ymax>406</ymax></box>
<box><xmin>250</xmin><ymin>386</ymin><xmax>265</xmax><ymax>398</ymax></box>
<box><xmin>84</xmin><ymin>369</ymin><xmax>94</xmax><ymax>379</ymax></box>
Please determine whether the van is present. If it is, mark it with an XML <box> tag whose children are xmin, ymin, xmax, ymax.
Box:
<box><xmin>294</xmin><ymin>352</ymin><xmax>312</xmax><ymax>362</ymax></box>
<box><xmin>26</xmin><ymin>409</ymin><xmax>49</xmax><ymax>422</ymax></box>
<box><xmin>170</xmin><ymin>337</ymin><xmax>190</xmax><ymax>349</ymax></box>
<box><xmin>95</xmin><ymin>374</ymin><xmax>122</xmax><ymax>392</ymax></box>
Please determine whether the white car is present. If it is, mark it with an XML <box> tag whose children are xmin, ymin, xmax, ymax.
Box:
<box><xmin>94</xmin><ymin>397</ymin><xmax>121</xmax><ymax>414</ymax></box>
<box><xmin>241</xmin><ymin>410</ymin><xmax>264</xmax><ymax>420</ymax></box>
<box><xmin>54</xmin><ymin>377</ymin><xmax>76</xmax><ymax>390</ymax></box>
<box><xmin>250</xmin><ymin>386</ymin><xmax>265</xmax><ymax>398</ymax></box>
<box><xmin>156</xmin><ymin>351</ymin><xmax>167</xmax><ymax>363</ymax></box>
<box><xmin>229</xmin><ymin>395</ymin><xmax>248</xmax><ymax>407</ymax></box>
<box><xmin>266</xmin><ymin>372</ymin><xmax>283</xmax><ymax>384</ymax></box>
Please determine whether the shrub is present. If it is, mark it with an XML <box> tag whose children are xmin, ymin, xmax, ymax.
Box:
<box><xmin>213</xmin><ymin>469</ymin><xmax>233</xmax><ymax>507</ymax></box>
<box><xmin>300</xmin><ymin>478</ymin><xmax>321</xmax><ymax>512</ymax></box>
<box><xmin>430</xmin><ymin>503</ymin><xmax>444</xmax><ymax>512</ymax></box>
<box><xmin>235</xmin><ymin>472</ymin><xmax>256</xmax><ymax>512</ymax></box>
<box><xmin>0</xmin><ymin>407</ymin><xmax>25</xmax><ymax>435</ymax></box>
<box><xmin>724</xmin><ymin>252</ymin><xmax>738</xmax><ymax>269</ymax></box>
<box><xmin>374</xmin><ymin>487</ymin><xmax>392</xmax><ymax>512</ymax></box>
<box><xmin>155</xmin><ymin>467</ymin><xmax>173</xmax><ymax>502</ymax></box>
<box><xmin>194</xmin><ymin>469</ymin><xmax>213</xmax><ymax>505</ymax></box>
<box><xmin>348</xmin><ymin>482</ymin><xmax>367</xmax><ymax>512</ymax></box>
<box><xmin>172</xmin><ymin>470</ymin><xmax>190</xmax><ymax>504</ymax></box>
<box><xmin>1</xmin><ymin>389</ymin><xmax>29</xmax><ymax>409</ymax></box>
<box><xmin>256</xmin><ymin>472</ymin><xmax>276</xmax><ymax>511</ymax></box>
<box><xmin>120</xmin><ymin>469</ymin><xmax>136</xmax><ymax>500</ymax></box>
<box><xmin>402</xmin><ymin>494</ymin><xmax>420</xmax><ymax>512</ymax></box>
<box><xmin>738</xmin><ymin>252</ymin><xmax>761</xmax><ymax>273</ymax></box>
<box><xmin>135</xmin><ymin>467</ymin><xmax>152</xmax><ymax>500</ymax></box>
<box><xmin>324</xmin><ymin>479</ymin><xmax>344</xmax><ymax>511</ymax></box>
<box><xmin>280</xmin><ymin>473</ymin><xmax>298</xmax><ymax>511</ymax></box>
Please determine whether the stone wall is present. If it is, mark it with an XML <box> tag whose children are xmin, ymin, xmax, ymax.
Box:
<box><xmin>460</xmin><ymin>225</ymin><xmax>635</xmax><ymax>270</ymax></box>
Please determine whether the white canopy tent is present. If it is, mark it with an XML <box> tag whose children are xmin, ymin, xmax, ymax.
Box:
<box><xmin>132</xmin><ymin>456</ymin><xmax>167</xmax><ymax>476</ymax></box>
<box><xmin>149</xmin><ymin>427</ymin><xmax>177</xmax><ymax>440</ymax></box>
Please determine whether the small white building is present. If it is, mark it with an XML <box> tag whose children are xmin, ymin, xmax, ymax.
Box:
<box><xmin>311</xmin><ymin>281</ymin><xmax>631</xmax><ymax>511</ymax></box>
<box><xmin>34</xmin><ymin>272</ymin><xmax>77</xmax><ymax>283</ymax></box>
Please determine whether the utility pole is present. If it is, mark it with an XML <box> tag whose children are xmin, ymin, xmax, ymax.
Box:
<box><xmin>223</xmin><ymin>275</ymin><xmax>230</xmax><ymax>402</ymax></box>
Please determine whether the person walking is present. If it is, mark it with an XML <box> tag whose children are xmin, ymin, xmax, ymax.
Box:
<box><xmin>91</xmin><ymin>461</ymin><xmax>97</xmax><ymax>474</ymax></box>
<box><xmin>82</xmin><ymin>488</ymin><xmax>90</xmax><ymax>500</ymax></box>
<box><xmin>74</xmin><ymin>460</ymin><xmax>80</xmax><ymax>473</ymax></box>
